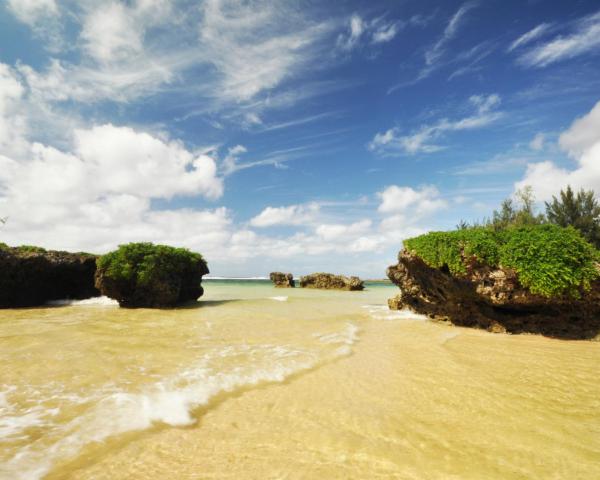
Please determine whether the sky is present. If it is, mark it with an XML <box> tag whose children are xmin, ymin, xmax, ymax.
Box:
<box><xmin>1</xmin><ymin>0</ymin><xmax>600</xmax><ymax>277</ymax></box>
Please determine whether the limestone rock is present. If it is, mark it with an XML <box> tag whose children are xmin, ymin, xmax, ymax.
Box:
<box><xmin>270</xmin><ymin>272</ymin><xmax>295</xmax><ymax>288</ymax></box>
<box><xmin>386</xmin><ymin>250</ymin><xmax>600</xmax><ymax>339</ymax></box>
<box><xmin>94</xmin><ymin>243</ymin><xmax>209</xmax><ymax>308</ymax></box>
<box><xmin>0</xmin><ymin>247</ymin><xmax>99</xmax><ymax>308</ymax></box>
<box><xmin>299</xmin><ymin>273</ymin><xmax>364</xmax><ymax>291</ymax></box>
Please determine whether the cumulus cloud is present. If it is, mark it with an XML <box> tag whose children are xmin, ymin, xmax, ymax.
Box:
<box><xmin>249</xmin><ymin>203</ymin><xmax>320</xmax><ymax>227</ymax></box>
<box><xmin>516</xmin><ymin>100</ymin><xmax>600</xmax><ymax>201</ymax></box>
<box><xmin>378</xmin><ymin>185</ymin><xmax>448</xmax><ymax>216</ymax></box>
<box><xmin>315</xmin><ymin>219</ymin><xmax>372</xmax><ymax>241</ymax></box>
<box><xmin>369</xmin><ymin>93</ymin><xmax>502</xmax><ymax>155</ymax></box>
<box><xmin>517</xmin><ymin>11</ymin><xmax>600</xmax><ymax>67</ymax></box>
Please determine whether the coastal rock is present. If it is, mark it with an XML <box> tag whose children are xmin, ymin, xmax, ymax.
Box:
<box><xmin>270</xmin><ymin>272</ymin><xmax>295</xmax><ymax>287</ymax></box>
<box><xmin>387</xmin><ymin>250</ymin><xmax>600</xmax><ymax>339</ymax></box>
<box><xmin>299</xmin><ymin>273</ymin><xmax>364</xmax><ymax>291</ymax></box>
<box><xmin>0</xmin><ymin>246</ymin><xmax>99</xmax><ymax>308</ymax></box>
<box><xmin>94</xmin><ymin>243</ymin><xmax>209</xmax><ymax>308</ymax></box>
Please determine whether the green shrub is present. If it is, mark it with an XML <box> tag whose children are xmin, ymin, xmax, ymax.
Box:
<box><xmin>97</xmin><ymin>242</ymin><xmax>205</xmax><ymax>286</ymax></box>
<box><xmin>403</xmin><ymin>225</ymin><xmax>599</xmax><ymax>298</ymax></box>
<box><xmin>96</xmin><ymin>242</ymin><xmax>208</xmax><ymax>307</ymax></box>
<box><xmin>15</xmin><ymin>245</ymin><xmax>47</xmax><ymax>254</ymax></box>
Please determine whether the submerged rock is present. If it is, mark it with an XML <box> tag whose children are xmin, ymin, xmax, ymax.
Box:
<box><xmin>270</xmin><ymin>272</ymin><xmax>295</xmax><ymax>288</ymax></box>
<box><xmin>387</xmin><ymin>250</ymin><xmax>600</xmax><ymax>339</ymax></box>
<box><xmin>0</xmin><ymin>246</ymin><xmax>99</xmax><ymax>308</ymax></box>
<box><xmin>299</xmin><ymin>273</ymin><xmax>364</xmax><ymax>291</ymax></box>
<box><xmin>95</xmin><ymin>243</ymin><xmax>209</xmax><ymax>308</ymax></box>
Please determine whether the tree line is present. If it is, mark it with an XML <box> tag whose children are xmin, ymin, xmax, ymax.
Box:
<box><xmin>458</xmin><ymin>186</ymin><xmax>600</xmax><ymax>249</ymax></box>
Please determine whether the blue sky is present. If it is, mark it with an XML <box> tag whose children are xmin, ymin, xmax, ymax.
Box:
<box><xmin>1</xmin><ymin>0</ymin><xmax>600</xmax><ymax>277</ymax></box>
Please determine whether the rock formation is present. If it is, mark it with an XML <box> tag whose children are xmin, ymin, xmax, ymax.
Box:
<box><xmin>0</xmin><ymin>246</ymin><xmax>99</xmax><ymax>308</ymax></box>
<box><xmin>270</xmin><ymin>272</ymin><xmax>295</xmax><ymax>287</ymax></box>
<box><xmin>94</xmin><ymin>243</ymin><xmax>209</xmax><ymax>308</ymax></box>
<box><xmin>299</xmin><ymin>273</ymin><xmax>364</xmax><ymax>291</ymax></box>
<box><xmin>387</xmin><ymin>250</ymin><xmax>600</xmax><ymax>339</ymax></box>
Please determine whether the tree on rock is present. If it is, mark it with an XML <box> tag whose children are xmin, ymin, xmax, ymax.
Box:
<box><xmin>545</xmin><ymin>186</ymin><xmax>600</xmax><ymax>248</ymax></box>
<box><xmin>95</xmin><ymin>243</ymin><xmax>209</xmax><ymax>308</ymax></box>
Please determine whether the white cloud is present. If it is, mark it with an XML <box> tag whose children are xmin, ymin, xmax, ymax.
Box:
<box><xmin>199</xmin><ymin>0</ymin><xmax>333</xmax><ymax>101</ymax></box>
<box><xmin>249</xmin><ymin>203</ymin><xmax>320</xmax><ymax>227</ymax></box>
<box><xmin>517</xmin><ymin>12</ymin><xmax>600</xmax><ymax>67</ymax></box>
<box><xmin>337</xmin><ymin>14</ymin><xmax>400</xmax><ymax>52</ymax></box>
<box><xmin>559</xmin><ymin>100</ymin><xmax>600</xmax><ymax>156</ymax></box>
<box><xmin>516</xmin><ymin>100</ymin><xmax>600</xmax><ymax>201</ymax></box>
<box><xmin>80</xmin><ymin>2</ymin><xmax>145</xmax><ymax>64</ymax></box>
<box><xmin>507</xmin><ymin>23</ymin><xmax>552</xmax><ymax>52</ymax></box>
<box><xmin>372</xmin><ymin>23</ymin><xmax>399</xmax><ymax>44</ymax></box>
<box><xmin>377</xmin><ymin>185</ymin><xmax>448</xmax><ymax>216</ymax></box>
<box><xmin>337</xmin><ymin>14</ymin><xmax>365</xmax><ymax>50</ymax></box>
<box><xmin>369</xmin><ymin>93</ymin><xmax>502</xmax><ymax>155</ymax></box>
<box><xmin>14</xmin><ymin>0</ymin><xmax>334</xmax><ymax>108</ymax></box>
<box><xmin>7</xmin><ymin>0</ymin><xmax>62</xmax><ymax>51</ymax></box>
<box><xmin>0</xmin><ymin>64</ymin><xmax>28</xmax><ymax>157</ymax></box>
<box><xmin>7</xmin><ymin>0</ymin><xmax>58</xmax><ymax>25</ymax></box>
<box><xmin>425</xmin><ymin>2</ymin><xmax>478</xmax><ymax>66</ymax></box>
<box><xmin>0</xmin><ymin>123</ymin><xmax>223</xmax><ymax>230</ymax></box>
<box><xmin>529</xmin><ymin>133</ymin><xmax>545</xmax><ymax>151</ymax></box>
<box><xmin>315</xmin><ymin>219</ymin><xmax>371</xmax><ymax>241</ymax></box>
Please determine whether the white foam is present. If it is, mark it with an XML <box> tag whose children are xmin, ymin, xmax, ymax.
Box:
<box><xmin>204</xmin><ymin>276</ymin><xmax>268</xmax><ymax>280</ymax></box>
<box><xmin>314</xmin><ymin>323</ymin><xmax>359</xmax><ymax>346</ymax></box>
<box><xmin>47</xmin><ymin>296</ymin><xmax>118</xmax><ymax>307</ymax></box>
<box><xmin>269</xmin><ymin>296</ymin><xmax>288</xmax><ymax>302</ymax></box>
<box><xmin>0</xmin><ymin>387</ymin><xmax>60</xmax><ymax>441</ymax></box>
<box><xmin>3</xmin><ymin>329</ymin><xmax>357</xmax><ymax>480</ymax></box>
<box><xmin>362</xmin><ymin>304</ymin><xmax>428</xmax><ymax>321</ymax></box>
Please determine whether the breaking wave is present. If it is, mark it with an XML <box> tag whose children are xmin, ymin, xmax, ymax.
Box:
<box><xmin>1</xmin><ymin>323</ymin><xmax>359</xmax><ymax>480</ymax></box>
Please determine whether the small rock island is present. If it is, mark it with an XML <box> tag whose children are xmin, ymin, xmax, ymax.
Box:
<box><xmin>270</xmin><ymin>272</ymin><xmax>295</xmax><ymax>287</ymax></box>
<box><xmin>387</xmin><ymin>225</ymin><xmax>600</xmax><ymax>339</ymax></box>
<box><xmin>299</xmin><ymin>273</ymin><xmax>364</xmax><ymax>291</ymax></box>
<box><xmin>95</xmin><ymin>243</ymin><xmax>209</xmax><ymax>308</ymax></box>
<box><xmin>0</xmin><ymin>244</ymin><xmax>99</xmax><ymax>307</ymax></box>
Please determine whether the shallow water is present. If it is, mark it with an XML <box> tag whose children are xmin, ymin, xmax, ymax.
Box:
<box><xmin>1</xmin><ymin>280</ymin><xmax>599</xmax><ymax>479</ymax></box>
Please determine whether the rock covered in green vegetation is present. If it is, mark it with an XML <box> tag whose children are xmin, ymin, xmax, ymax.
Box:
<box><xmin>95</xmin><ymin>243</ymin><xmax>209</xmax><ymax>308</ymax></box>
<box><xmin>299</xmin><ymin>273</ymin><xmax>364</xmax><ymax>291</ymax></box>
<box><xmin>0</xmin><ymin>244</ymin><xmax>99</xmax><ymax>308</ymax></box>
<box><xmin>270</xmin><ymin>272</ymin><xmax>295</xmax><ymax>287</ymax></box>
<box><xmin>387</xmin><ymin>225</ymin><xmax>600</xmax><ymax>339</ymax></box>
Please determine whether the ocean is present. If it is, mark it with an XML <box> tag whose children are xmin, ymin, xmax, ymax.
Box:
<box><xmin>1</xmin><ymin>280</ymin><xmax>599</xmax><ymax>479</ymax></box>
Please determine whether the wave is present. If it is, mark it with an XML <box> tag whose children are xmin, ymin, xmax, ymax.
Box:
<box><xmin>362</xmin><ymin>304</ymin><xmax>428</xmax><ymax>321</ymax></box>
<box><xmin>2</xmin><ymin>324</ymin><xmax>359</xmax><ymax>480</ymax></box>
<box><xmin>204</xmin><ymin>276</ymin><xmax>269</xmax><ymax>280</ymax></box>
<box><xmin>269</xmin><ymin>296</ymin><xmax>288</xmax><ymax>302</ymax></box>
<box><xmin>46</xmin><ymin>296</ymin><xmax>118</xmax><ymax>307</ymax></box>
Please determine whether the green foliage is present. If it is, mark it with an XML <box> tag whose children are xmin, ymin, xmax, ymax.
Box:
<box><xmin>15</xmin><ymin>245</ymin><xmax>47</xmax><ymax>254</ymax></box>
<box><xmin>0</xmin><ymin>242</ymin><xmax>8</xmax><ymax>250</ymax></box>
<box><xmin>404</xmin><ymin>228</ymin><xmax>501</xmax><ymax>275</ymax></box>
<box><xmin>545</xmin><ymin>185</ymin><xmax>600</xmax><ymax>249</ymax></box>
<box><xmin>97</xmin><ymin>242</ymin><xmax>205</xmax><ymax>286</ymax></box>
<box><xmin>404</xmin><ymin>225</ymin><xmax>599</xmax><ymax>298</ymax></box>
<box><xmin>489</xmin><ymin>187</ymin><xmax>544</xmax><ymax>231</ymax></box>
